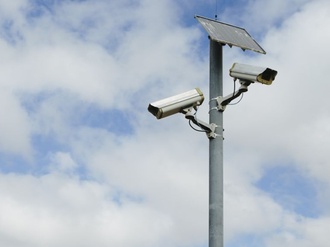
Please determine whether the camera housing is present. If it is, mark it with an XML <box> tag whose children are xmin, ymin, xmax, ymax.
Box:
<box><xmin>230</xmin><ymin>63</ymin><xmax>277</xmax><ymax>85</ymax></box>
<box><xmin>148</xmin><ymin>88</ymin><xmax>204</xmax><ymax>119</ymax></box>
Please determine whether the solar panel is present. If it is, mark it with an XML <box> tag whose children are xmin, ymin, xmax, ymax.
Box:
<box><xmin>195</xmin><ymin>15</ymin><xmax>266</xmax><ymax>54</ymax></box>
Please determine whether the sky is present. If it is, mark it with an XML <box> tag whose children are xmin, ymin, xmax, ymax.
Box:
<box><xmin>0</xmin><ymin>0</ymin><xmax>330</xmax><ymax>246</ymax></box>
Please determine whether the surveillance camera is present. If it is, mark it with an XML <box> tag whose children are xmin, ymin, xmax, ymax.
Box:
<box><xmin>229</xmin><ymin>63</ymin><xmax>277</xmax><ymax>85</ymax></box>
<box><xmin>148</xmin><ymin>88</ymin><xmax>204</xmax><ymax>119</ymax></box>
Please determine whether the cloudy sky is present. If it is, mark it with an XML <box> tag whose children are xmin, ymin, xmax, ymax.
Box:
<box><xmin>0</xmin><ymin>0</ymin><xmax>330</xmax><ymax>246</ymax></box>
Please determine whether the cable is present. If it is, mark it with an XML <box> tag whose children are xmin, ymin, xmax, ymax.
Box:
<box><xmin>188</xmin><ymin>106</ymin><xmax>207</xmax><ymax>133</ymax></box>
<box><xmin>232</xmin><ymin>78</ymin><xmax>236</xmax><ymax>97</ymax></box>
<box><xmin>189</xmin><ymin>120</ymin><xmax>206</xmax><ymax>132</ymax></box>
<box><xmin>228</xmin><ymin>78</ymin><xmax>244</xmax><ymax>106</ymax></box>
<box><xmin>229</xmin><ymin>93</ymin><xmax>244</xmax><ymax>105</ymax></box>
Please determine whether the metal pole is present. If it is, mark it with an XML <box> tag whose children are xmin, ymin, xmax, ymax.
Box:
<box><xmin>209</xmin><ymin>39</ymin><xmax>223</xmax><ymax>247</ymax></box>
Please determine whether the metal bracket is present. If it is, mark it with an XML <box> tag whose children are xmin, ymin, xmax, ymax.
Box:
<box><xmin>216</xmin><ymin>81</ymin><xmax>251</xmax><ymax>112</ymax></box>
<box><xmin>205</xmin><ymin>123</ymin><xmax>218</xmax><ymax>139</ymax></box>
<box><xmin>183</xmin><ymin>108</ymin><xmax>218</xmax><ymax>139</ymax></box>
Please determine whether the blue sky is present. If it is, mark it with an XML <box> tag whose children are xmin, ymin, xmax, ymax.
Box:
<box><xmin>1</xmin><ymin>0</ymin><xmax>330</xmax><ymax>246</ymax></box>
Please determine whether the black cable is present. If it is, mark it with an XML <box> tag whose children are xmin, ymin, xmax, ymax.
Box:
<box><xmin>232</xmin><ymin>78</ymin><xmax>237</xmax><ymax>97</ymax></box>
<box><xmin>188</xmin><ymin>106</ymin><xmax>207</xmax><ymax>133</ymax></box>
<box><xmin>189</xmin><ymin>120</ymin><xmax>206</xmax><ymax>132</ymax></box>
<box><xmin>229</xmin><ymin>93</ymin><xmax>244</xmax><ymax>105</ymax></box>
<box><xmin>229</xmin><ymin>78</ymin><xmax>244</xmax><ymax>105</ymax></box>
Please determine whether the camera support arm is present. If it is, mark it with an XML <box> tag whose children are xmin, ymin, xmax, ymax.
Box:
<box><xmin>182</xmin><ymin>108</ymin><xmax>218</xmax><ymax>139</ymax></box>
<box><xmin>216</xmin><ymin>80</ymin><xmax>251</xmax><ymax>112</ymax></box>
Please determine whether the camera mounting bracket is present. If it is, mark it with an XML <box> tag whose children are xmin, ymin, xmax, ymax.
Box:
<box><xmin>216</xmin><ymin>80</ymin><xmax>251</xmax><ymax>112</ymax></box>
<box><xmin>182</xmin><ymin>108</ymin><xmax>218</xmax><ymax>139</ymax></box>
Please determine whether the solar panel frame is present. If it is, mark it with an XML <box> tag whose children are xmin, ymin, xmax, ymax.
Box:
<box><xmin>195</xmin><ymin>15</ymin><xmax>266</xmax><ymax>54</ymax></box>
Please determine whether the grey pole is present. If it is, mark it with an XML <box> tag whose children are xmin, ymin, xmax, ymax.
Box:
<box><xmin>209</xmin><ymin>39</ymin><xmax>223</xmax><ymax>247</ymax></box>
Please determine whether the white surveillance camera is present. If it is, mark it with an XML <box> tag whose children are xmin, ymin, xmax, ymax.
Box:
<box><xmin>148</xmin><ymin>88</ymin><xmax>204</xmax><ymax>119</ymax></box>
<box><xmin>230</xmin><ymin>63</ymin><xmax>277</xmax><ymax>85</ymax></box>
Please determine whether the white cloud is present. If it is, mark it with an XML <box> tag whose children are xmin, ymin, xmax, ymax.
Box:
<box><xmin>266</xmin><ymin>216</ymin><xmax>330</xmax><ymax>247</ymax></box>
<box><xmin>0</xmin><ymin>172</ymin><xmax>175</xmax><ymax>247</ymax></box>
<box><xmin>0</xmin><ymin>91</ymin><xmax>32</xmax><ymax>158</ymax></box>
<box><xmin>225</xmin><ymin>177</ymin><xmax>283</xmax><ymax>240</ymax></box>
<box><xmin>0</xmin><ymin>0</ymin><xmax>27</xmax><ymax>20</ymax></box>
<box><xmin>49</xmin><ymin>151</ymin><xmax>77</xmax><ymax>172</ymax></box>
